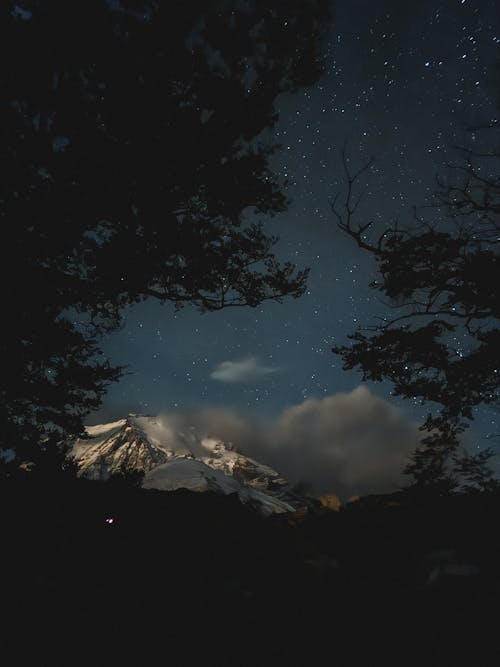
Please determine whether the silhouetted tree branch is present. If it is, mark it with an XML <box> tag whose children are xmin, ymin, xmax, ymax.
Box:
<box><xmin>0</xmin><ymin>0</ymin><xmax>330</xmax><ymax>470</ymax></box>
<box><xmin>332</xmin><ymin>125</ymin><xmax>500</xmax><ymax>492</ymax></box>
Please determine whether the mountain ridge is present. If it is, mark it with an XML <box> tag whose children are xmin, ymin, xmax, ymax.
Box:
<box><xmin>71</xmin><ymin>414</ymin><xmax>295</xmax><ymax>515</ymax></box>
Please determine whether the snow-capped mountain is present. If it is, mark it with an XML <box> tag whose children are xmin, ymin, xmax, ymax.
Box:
<box><xmin>72</xmin><ymin>417</ymin><xmax>169</xmax><ymax>479</ymax></box>
<box><xmin>70</xmin><ymin>414</ymin><xmax>294</xmax><ymax>515</ymax></box>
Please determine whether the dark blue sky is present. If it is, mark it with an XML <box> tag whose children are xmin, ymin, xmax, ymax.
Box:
<box><xmin>93</xmin><ymin>0</ymin><xmax>499</xmax><ymax>459</ymax></box>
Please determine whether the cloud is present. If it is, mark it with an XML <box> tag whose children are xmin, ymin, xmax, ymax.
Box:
<box><xmin>271</xmin><ymin>386</ymin><xmax>419</xmax><ymax>497</ymax></box>
<box><xmin>210</xmin><ymin>357</ymin><xmax>278</xmax><ymax>384</ymax></box>
<box><xmin>160</xmin><ymin>385</ymin><xmax>422</xmax><ymax>499</ymax></box>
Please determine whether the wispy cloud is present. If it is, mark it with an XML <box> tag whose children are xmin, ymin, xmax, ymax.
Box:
<box><xmin>210</xmin><ymin>357</ymin><xmax>278</xmax><ymax>384</ymax></box>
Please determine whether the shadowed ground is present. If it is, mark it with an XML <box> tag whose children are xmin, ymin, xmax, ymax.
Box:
<box><xmin>2</xmin><ymin>475</ymin><xmax>499</xmax><ymax>666</ymax></box>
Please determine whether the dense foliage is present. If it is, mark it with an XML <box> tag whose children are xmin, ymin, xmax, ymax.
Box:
<box><xmin>0</xmin><ymin>0</ymin><xmax>329</xmax><ymax>467</ymax></box>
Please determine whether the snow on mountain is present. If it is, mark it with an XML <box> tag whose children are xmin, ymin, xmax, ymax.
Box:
<box><xmin>198</xmin><ymin>437</ymin><xmax>288</xmax><ymax>494</ymax></box>
<box><xmin>142</xmin><ymin>459</ymin><xmax>293</xmax><ymax>515</ymax></box>
<box><xmin>70</xmin><ymin>414</ymin><xmax>294</xmax><ymax>516</ymax></box>
<box><xmin>72</xmin><ymin>417</ymin><xmax>170</xmax><ymax>480</ymax></box>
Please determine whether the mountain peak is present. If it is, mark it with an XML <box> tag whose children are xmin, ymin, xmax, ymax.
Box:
<box><xmin>71</xmin><ymin>415</ymin><xmax>294</xmax><ymax>515</ymax></box>
<box><xmin>74</xmin><ymin>417</ymin><xmax>170</xmax><ymax>481</ymax></box>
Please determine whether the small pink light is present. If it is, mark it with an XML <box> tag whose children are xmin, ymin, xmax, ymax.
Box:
<box><xmin>105</xmin><ymin>517</ymin><xmax>114</xmax><ymax>524</ymax></box>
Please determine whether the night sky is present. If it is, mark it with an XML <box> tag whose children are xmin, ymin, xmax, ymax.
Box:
<box><xmin>92</xmin><ymin>0</ymin><xmax>499</xmax><ymax>491</ymax></box>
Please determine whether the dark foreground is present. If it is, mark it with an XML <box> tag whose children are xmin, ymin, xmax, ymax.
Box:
<box><xmin>2</xmin><ymin>475</ymin><xmax>500</xmax><ymax>666</ymax></box>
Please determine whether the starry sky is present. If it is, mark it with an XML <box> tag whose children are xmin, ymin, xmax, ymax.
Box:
<box><xmin>92</xmin><ymin>0</ymin><xmax>499</xmax><ymax>482</ymax></box>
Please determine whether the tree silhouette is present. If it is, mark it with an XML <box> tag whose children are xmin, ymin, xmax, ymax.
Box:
<box><xmin>332</xmin><ymin>124</ymin><xmax>500</xmax><ymax>492</ymax></box>
<box><xmin>0</xmin><ymin>0</ymin><xmax>329</xmax><ymax>469</ymax></box>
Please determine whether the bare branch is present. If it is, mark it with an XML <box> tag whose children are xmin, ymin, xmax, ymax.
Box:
<box><xmin>331</xmin><ymin>148</ymin><xmax>377</xmax><ymax>252</ymax></box>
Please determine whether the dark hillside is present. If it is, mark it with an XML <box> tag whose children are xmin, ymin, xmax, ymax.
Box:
<box><xmin>2</xmin><ymin>476</ymin><xmax>500</xmax><ymax>665</ymax></box>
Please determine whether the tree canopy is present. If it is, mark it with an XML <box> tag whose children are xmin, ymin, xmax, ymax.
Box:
<box><xmin>332</xmin><ymin>124</ymin><xmax>500</xmax><ymax>492</ymax></box>
<box><xmin>0</xmin><ymin>0</ymin><xmax>329</xmax><ymax>469</ymax></box>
